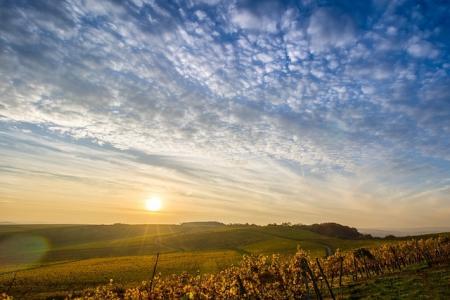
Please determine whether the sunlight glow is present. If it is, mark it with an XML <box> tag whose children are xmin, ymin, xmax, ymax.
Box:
<box><xmin>145</xmin><ymin>196</ymin><xmax>162</xmax><ymax>212</ymax></box>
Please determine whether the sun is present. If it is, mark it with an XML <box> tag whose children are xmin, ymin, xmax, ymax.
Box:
<box><xmin>145</xmin><ymin>196</ymin><xmax>162</xmax><ymax>212</ymax></box>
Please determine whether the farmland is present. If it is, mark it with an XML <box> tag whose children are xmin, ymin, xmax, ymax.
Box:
<box><xmin>1</xmin><ymin>223</ymin><xmax>449</xmax><ymax>299</ymax></box>
<box><xmin>0</xmin><ymin>223</ymin><xmax>384</xmax><ymax>299</ymax></box>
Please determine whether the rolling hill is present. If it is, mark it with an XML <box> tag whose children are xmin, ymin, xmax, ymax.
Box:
<box><xmin>0</xmin><ymin>223</ymin><xmax>395</xmax><ymax>299</ymax></box>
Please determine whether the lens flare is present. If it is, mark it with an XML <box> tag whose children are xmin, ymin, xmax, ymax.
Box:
<box><xmin>0</xmin><ymin>235</ymin><xmax>49</xmax><ymax>269</ymax></box>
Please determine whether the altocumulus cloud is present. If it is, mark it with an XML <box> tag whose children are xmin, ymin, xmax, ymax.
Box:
<box><xmin>0</xmin><ymin>0</ymin><xmax>449</xmax><ymax>226</ymax></box>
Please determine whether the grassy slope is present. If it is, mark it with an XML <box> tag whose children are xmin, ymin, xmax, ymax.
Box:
<box><xmin>0</xmin><ymin>251</ymin><xmax>242</xmax><ymax>299</ymax></box>
<box><xmin>343</xmin><ymin>264</ymin><xmax>450</xmax><ymax>299</ymax></box>
<box><xmin>0</xmin><ymin>224</ymin><xmax>384</xmax><ymax>270</ymax></box>
<box><xmin>0</xmin><ymin>224</ymin><xmax>344</xmax><ymax>264</ymax></box>
<box><xmin>0</xmin><ymin>224</ymin><xmax>394</xmax><ymax>299</ymax></box>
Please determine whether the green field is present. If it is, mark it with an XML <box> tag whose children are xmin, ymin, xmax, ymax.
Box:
<box><xmin>343</xmin><ymin>263</ymin><xmax>450</xmax><ymax>299</ymax></box>
<box><xmin>0</xmin><ymin>223</ymin><xmax>387</xmax><ymax>299</ymax></box>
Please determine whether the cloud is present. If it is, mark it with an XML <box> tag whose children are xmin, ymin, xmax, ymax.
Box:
<box><xmin>229</xmin><ymin>0</ymin><xmax>290</xmax><ymax>33</ymax></box>
<box><xmin>230</xmin><ymin>8</ymin><xmax>277</xmax><ymax>33</ymax></box>
<box><xmin>407</xmin><ymin>38</ymin><xmax>439</xmax><ymax>58</ymax></box>
<box><xmin>0</xmin><ymin>0</ymin><xmax>449</xmax><ymax>226</ymax></box>
<box><xmin>307</xmin><ymin>7</ymin><xmax>356</xmax><ymax>52</ymax></box>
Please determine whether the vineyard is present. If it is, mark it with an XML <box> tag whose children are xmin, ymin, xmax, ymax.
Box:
<box><xmin>3</xmin><ymin>235</ymin><xmax>443</xmax><ymax>300</ymax></box>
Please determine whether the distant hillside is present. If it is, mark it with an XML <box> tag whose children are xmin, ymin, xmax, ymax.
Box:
<box><xmin>359</xmin><ymin>226</ymin><xmax>450</xmax><ymax>238</ymax></box>
<box><xmin>180</xmin><ymin>221</ymin><xmax>225</xmax><ymax>226</ymax></box>
<box><xmin>298</xmin><ymin>222</ymin><xmax>370</xmax><ymax>239</ymax></box>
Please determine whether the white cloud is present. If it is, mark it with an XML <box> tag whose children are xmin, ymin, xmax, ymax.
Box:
<box><xmin>195</xmin><ymin>10</ymin><xmax>207</xmax><ymax>20</ymax></box>
<box><xmin>255</xmin><ymin>53</ymin><xmax>273</xmax><ymax>63</ymax></box>
<box><xmin>307</xmin><ymin>8</ymin><xmax>356</xmax><ymax>52</ymax></box>
<box><xmin>230</xmin><ymin>8</ymin><xmax>277</xmax><ymax>33</ymax></box>
<box><xmin>407</xmin><ymin>38</ymin><xmax>439</xmax><ymax>58</ymax></box>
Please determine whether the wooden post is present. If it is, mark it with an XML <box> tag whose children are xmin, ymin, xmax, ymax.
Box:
<box><xmin>390</xmin><ymin>247</ymin><xmax>401</xmax><ymax>270</ymax></box>
<box><xmin>301</xmin><ymin>258</ymin><xmax>322</xmax><ymax>300</ymax></box>
<box><xmin>301</xmin><ymin>269</ymin><xmax>311</xmax><ymax>300</ymax></box>
<box><xmin>237</xmin><ymin>275</ymin><xmax>246</xmax><ymax>296</ymax></box>
<box><xmin>339</xmin><ymin>257</ymin><xmax>343</xmax><ymax>299</ymax></box>
<box><xmin>362</xmin><ymin>257</ymin><xmax>371</xmax><ymax>278</ymax></box>
<box><xmin>316</xmin><ymin>258</ymin><xmax>336</xmax><ymax>300</ymax></box>
<box><xmin>148</xmin><ymin>252</ymin><xmax>160</xmax><ymax>293</ymax></box>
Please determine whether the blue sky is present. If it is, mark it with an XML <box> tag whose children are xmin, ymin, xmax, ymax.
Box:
<box><xmin>0</xmin><ymin>0</ymin><xmax>449</xmax><ymax>227</ymax></box>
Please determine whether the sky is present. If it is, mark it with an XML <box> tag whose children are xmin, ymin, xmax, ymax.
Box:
<box><xmin>0</xmin><ymin>0</ymin><xmax>449</xmax><ymax>227</ymax></box>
